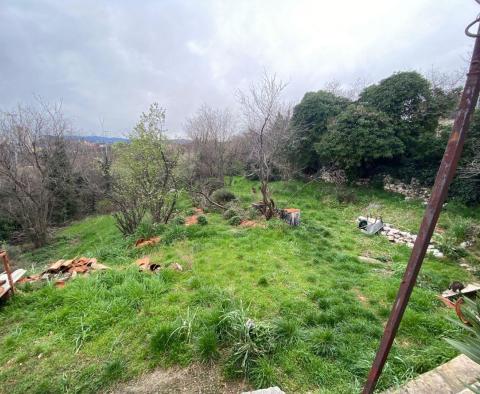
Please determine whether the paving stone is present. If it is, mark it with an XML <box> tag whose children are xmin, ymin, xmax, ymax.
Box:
<box><xmin>243</xmin><ymin>387</ymin><xmax>285</xmax><ymax>394</ymax></box>
<box><xmin>383</xmin><ymin>355</ymin><xmax>480</xmax><ymax>394</ymax></box>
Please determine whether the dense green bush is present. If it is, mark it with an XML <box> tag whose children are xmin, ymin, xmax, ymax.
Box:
<box><xmin>228</xmin><ymin>216</ymin><xmax>242</xmax><ymax>226</ymax></box>
<box><xmin>288</xmin><ymin>90</ymin><xmax>350</xmax><ymax>172</ymax></box>
<box><xmin>185</xmin><ymin>208</ymin><xmax>197</xmax><ymax>216</ymax></box>
<box><xmin>316</xmin><ymin>105</ymin><xmax>404</xmax><ymax>176</ymax></box>
<box><xmin>172</xmin><ymin>216</ymin><xmax>186</xmax><ymax>225</ymax></box>
<box><xmin>197</xmin><ymin>215</ymin><xmax>208</xmax><ymax>225</ymax></box>
<box><xmin>449</xmin><ymin>177</ymin><xmax>480</xmax><ymax>206</ymax></box>
<box><xmin>211</xmin><ymin>189</ymin><xmax>236</xmax><ymax>204</ymax></box>
<box><xmin>223</xmin><ymin>208</ymin><xmax>238</xmax><ymax>220</ymax></box>
<box><xmin>0</xmin><ymin>217</ymin><xmax>19</xmax><ymax>242</ymax></box>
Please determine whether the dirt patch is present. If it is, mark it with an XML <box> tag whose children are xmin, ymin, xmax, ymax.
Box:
<box><xmin>353</xmin><ymin>287</ymin><xmax>368</xmax><ymax>305</ymax></box>
<box><xmin>185</xmin><ymin>215</ymin><xmax>198</xmax><ymax>226</ymax></box>
<box><xmin>135</xmin><ymin>237</ymin><xmax>161</xmax><ymax>248</ymax></box>
<box><xmin>185</xmin><ymin>208</ymin><xmax>204</xmax><ymax>226</ymax></box>
<box><xmin>110</xmin><ymin>363</ymin><xmax>249</xmax><ymax>394</ymax></box>
<box><xmin>239</xmin><ymin>220</ymin><xmax>265</xmax><ymax>228</ymax></box>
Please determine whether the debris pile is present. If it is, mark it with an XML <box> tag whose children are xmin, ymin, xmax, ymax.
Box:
<box><xmin>135</xmin><ymin>256</ymin><xmax>183</xmax><ymax>272</ymax></box>
<box><xmin>357</xmin><ymin>217</ymin><xmax>444</xmax><ymax>258</ymax></box>
<box><xmin>136</xmin><ymin>256</ymin><xmax>161</xmax><ymax>272</ymax></box>
<box><xmin>20</xmin><ymin>257</ymin><xmax>109</xmax><ymax>286</ymax></box>
<box><xmin>0</xmin><ymin>250</ymin><xmax>25</xmax><ymax>298</ymax></box>
<box><xmin>185</xmin><ymin>208</ymin><xmax>204</xmax><ymax>226</ymax></box>
<box><xmin>280</xmin><ymin>208</ymin><xmax>301</xmax><ymax>226</ymax></box>
<box><xmin>438</xmin><ymin>282</ymin><xmax>480</xmax><ymax>324</ymax></box>
<box><xmin>383</xmin><ymin>177</ymin><xmax>431</xmax><ymax>202</ymax></box>
<box><xmin>135</xmin><ymin>236</ymin><xmax>161</xmax><ymax>248</ymax></box>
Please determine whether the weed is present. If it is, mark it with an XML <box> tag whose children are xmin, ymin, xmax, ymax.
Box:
<box><xmin>102</xmin><ymin>359</ymin><xmax>125</xmax><ymax>381</ymax></box>
<box><xmin>227</xmin><ymin>320</ymin><xmax>276</xmax><ymax>374</ymax></box>
<box><xmin>187</xmin><ymin>276</ymin><xmax>201</xmax><ymax>290</ymax></box>
<box><xmin>162</xmin><ymin>225</ymin><xmax>187</xmax><ymax>244</ymax></box>
<box><xmin>257</xmin><ymin>276</ymin><xmax>269</xmax><ymax>286</ymax></box>
<box><xmin>249</xmin><ymin>357</ymin><xmax>277</xmax><ymax>389</ymax></box>
<box><xmin>197</xmin><ymin>330</ymin><xmax>219</xmax><ymax>362</ymax></box>
<box><xmin>197</xmin><ymin>215</ymin><xmax>208</xmax><ymax>225</ymax></box>
<box><xmin>308</xmin><ymin>327</ymin><xmax>337</xmax><ymax>357</ymax></box>
<box><xmin>223</xmin><ymin>208</ymin><xmax>239</xmax><ymax>220</ymax></box>
<box><xmin>172</xmin><ymin>216</ymin><xmax>186</xmax><ymax>226</ymax></box>
<box><xmin>185</xmin><ymin>208</ymin><xmax>197</xmax><ymax>216</ymax></box>
<box><xmin>74</xmin><ymin>317</ymin><xmax>92</xmax><ymax>353</ymax></box>
<box><xmin>172</xmin><ymin>308</ymin><xmax>198</xmax><ymax>344</ymax></box>
<box><xmin>274</xmin><ymin>318</ymin><xmax>300</xmax><ymax>345</ymax></box>
<box><xmin>151</xmin><ymin>323</ymin><xmax>177</xmax><ymax>353</ymax></box>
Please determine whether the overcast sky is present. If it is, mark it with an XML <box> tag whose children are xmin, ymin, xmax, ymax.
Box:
<box><xmin>0</xmin><ymin>1</ymin><xmax>478</xmax><ymax>137</ymax></box>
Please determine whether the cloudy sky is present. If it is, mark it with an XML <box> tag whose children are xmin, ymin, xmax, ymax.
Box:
<box><xmin>0</xmin><ymin>1</ymin><xmax>478</xmax><ymax>137</ymax></box>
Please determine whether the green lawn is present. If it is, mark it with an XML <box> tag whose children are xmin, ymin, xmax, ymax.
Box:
<box><xmin>0</xmin><ymin>178</ymin><xmax>478</xmax><ymax>393</ymax></box>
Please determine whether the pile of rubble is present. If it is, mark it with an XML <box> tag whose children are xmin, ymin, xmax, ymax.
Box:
<box><xmin>135</xmin><ymin>256</ymin><xmax>183</xmax><ymax>272</ymax></box>
<box><xmin>20</xmin><ymin>257</ymin><xmax>109</xmax><ymax>286</ymax></box>
<box><xmin>383</xmin><ymin>177</ymin><xmax>431</xmax><ymax>202</ymax></box>
<box><xmin>358</xmin><ymin>217</ymin><xmax>444</xmax><ymax>258</ymax></box>
<box><xmin>318</xmin><ymin>167</ymin><xmax>347</xmax><ymax>184</ymax></box>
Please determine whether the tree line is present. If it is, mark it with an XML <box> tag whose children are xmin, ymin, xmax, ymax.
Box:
<box><xmin>0</xmin><ymin>70</ymin><xmax>478</xmax><ymax>247</ymax></box>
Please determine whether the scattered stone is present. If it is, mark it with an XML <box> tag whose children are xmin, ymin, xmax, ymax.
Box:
<box><xmin>383</xmin><ymin>176</ymin><xmax>431</xmax><ymax>202</ymax></box>
<box><xmin>357</xmin><ymin>217</ymin><xmax>445</xmax><ymax>258</ymax></box>
<box><xmin>358</xmin><ymin>256</ymin><xmax>384</xmax><ymax>265</ymax></box>
<box><xmin>170</xmin><ymin>262</ymin><xmax>183</xmax><ymax>271</ymax></box>
<box><xmin>243</xmin><ymin>387</ymin><xmax>285</xmax><ymax>394</ymax></box>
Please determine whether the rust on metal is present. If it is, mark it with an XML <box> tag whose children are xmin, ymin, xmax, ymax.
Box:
<box><xmin>362</xmin><ymin>16</ymin><xmax>480</xmax><ymax>394</ymax></box>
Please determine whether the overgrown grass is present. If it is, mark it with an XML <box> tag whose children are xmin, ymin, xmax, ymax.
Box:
<box><xmin>0</xmin><ymin>177</ymin><xmax>478</xmax><ymax>393</ymax></box>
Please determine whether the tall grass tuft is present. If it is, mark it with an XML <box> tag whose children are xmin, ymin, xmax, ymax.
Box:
<box><xmin>249</xmin><ymin>357</ymin><xmax>277</xmax><ymax>389</ymax></box>
<box><xmin>308</xmin><ymin>327</ymin><xmax>337</xmax><ymax>357</ymax></box>
<box><xmin>274</xmin><ymin>318</ymin><xmax>300</xmax><ymax>345</ymax></box>
<box><xmin>197</xmin><ymin>330</ymin><xmax>219</xmax><ymax>362</ymax></box>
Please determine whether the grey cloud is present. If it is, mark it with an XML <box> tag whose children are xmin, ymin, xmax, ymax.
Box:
<box><xmin>0</xmin><ymin>0</ymin><xmax>478</xmax><ymax>137</ymax></box>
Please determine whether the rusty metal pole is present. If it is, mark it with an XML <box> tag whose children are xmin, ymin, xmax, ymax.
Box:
<box><xmin>0</xmin><ymin>251</ymin><xmax>15</xmax><ymax>294</ymax></box>
<box><xmin>362</xmin><ymin>16</ymin><xmax>480</xmax><ymax>394</ymax></box>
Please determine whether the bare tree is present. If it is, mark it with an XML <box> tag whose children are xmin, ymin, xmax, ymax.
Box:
<box><xmin>324</xmin><ymin>77</ymin><xmax>370</xmax><ymax>100</ymax></box>
<box><xmin>0</xmin><ymin>102</ymin><xmax>71</xmax><ymax>246</ymax></box>
<box><xmin>185</xmin><ymin>104</ymin><xmax>237</xmax><ymax>183</ymax></box>
<box><xmin>238</xmin><ymin>72</ymin><xmax>290</xmax><ymax>219</ymax></box>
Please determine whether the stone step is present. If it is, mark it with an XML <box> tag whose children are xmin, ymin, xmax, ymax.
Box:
<box><xmin>383</xmin><ymin>355</ymin><xmax>480</xmax><ymax>394</ymax></box>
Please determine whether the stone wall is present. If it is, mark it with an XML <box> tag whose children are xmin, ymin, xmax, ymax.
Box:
<box><xmin>383</xmin><ymin>176</ymin><xmax>431</xmax><ymax>202</ymax></box>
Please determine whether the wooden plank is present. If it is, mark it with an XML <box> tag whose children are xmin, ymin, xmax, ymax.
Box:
<box><xmin>441</xmin><ymin>283</ymin><xmax>480</xmax><ymax>299</ymax></box>
<box><xmin>0</xmin><ymin>269</ymin><xmax>27</xmax><ymax>298</ymax></box>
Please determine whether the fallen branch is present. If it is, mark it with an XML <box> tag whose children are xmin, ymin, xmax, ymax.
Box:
<box><xmin>191</xmin><ymin>189</ymin><xmax>227</xmax><ymax>210</ymax></box>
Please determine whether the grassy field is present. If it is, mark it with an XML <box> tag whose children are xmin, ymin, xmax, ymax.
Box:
<box><xmin>0</xmin><ymin>178</ymin><xmax>478</xmax><ymax>393</ymax></box>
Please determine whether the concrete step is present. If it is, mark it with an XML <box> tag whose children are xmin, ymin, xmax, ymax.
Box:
<box><xmin>384</xmin><ymin>355</ymin><xmax>480</xmax><ymax>394</ymax></box>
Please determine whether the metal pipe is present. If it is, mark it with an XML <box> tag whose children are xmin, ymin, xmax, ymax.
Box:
<box><xmin>362</xmin><ymin>19</ymin><xmax>480</xmax><ymax>394</ymax></box>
